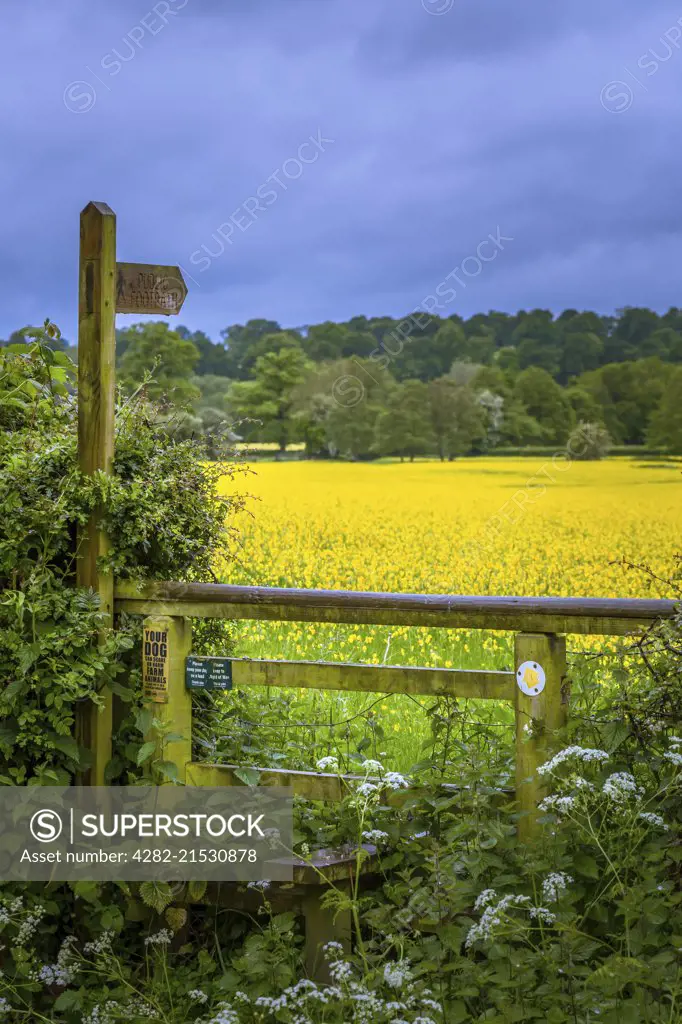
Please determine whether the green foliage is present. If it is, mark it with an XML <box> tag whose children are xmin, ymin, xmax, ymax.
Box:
<box><xmin>119</xmin><ymin>321</ymin><xmax>201</xmax><ymax>407</ymax></box>
<box><xmin>229</xmin><ymin>346</ymin><xmax>311</xmax><ymax>452</ymax></box>
<box><xmin>375</xmin><ymin>380</ymin><xmax>434</xmax><ymax>460</ymax></box>
<box><xmin>0</xmin><ymin>321</ymin><xmax>242</xmax><ymax>784</ymax></box>
<box><xmin>74</xmin><ymin>306</ymin><xmax>678</xmax><ymax>459</ymax></box>
<box><xmin>647</xmin><ymin>365</ymin><xmax>682</xmax><ymax>453</ymax></box>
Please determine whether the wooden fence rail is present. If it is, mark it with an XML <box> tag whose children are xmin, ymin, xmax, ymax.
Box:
<box><xmin>115</xmin><ymin>584</ymin><xmax>678</xmax><ymax>848</ymax></box>
<box><xmin>115</xmin><ymin>581</ymin><xmax>677</xmax><ymax>636</ymax></box>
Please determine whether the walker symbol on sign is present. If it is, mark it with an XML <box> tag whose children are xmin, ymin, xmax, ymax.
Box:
<box><xmin>516</xmin><ymin>660</ymin><xmax>546</xmax><ymax>697</ymax></box>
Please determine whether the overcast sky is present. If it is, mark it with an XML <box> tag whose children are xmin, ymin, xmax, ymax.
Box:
<box><xmin>1</xmin><ymin>0</ymin><xmax>681</xmax><ymax>342</ymax></box>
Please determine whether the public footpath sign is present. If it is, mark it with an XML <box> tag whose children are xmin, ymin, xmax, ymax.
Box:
<box><xmin>115</xmin><ymin>262</ymin><xmax>188</xmax><ymax>315</ymax></box>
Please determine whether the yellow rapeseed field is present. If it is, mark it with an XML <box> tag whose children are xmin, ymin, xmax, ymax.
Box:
<box><xmin>218</xmin><ymin>458</ymin><xmax>681</xmax><ymax>768</ymax></box>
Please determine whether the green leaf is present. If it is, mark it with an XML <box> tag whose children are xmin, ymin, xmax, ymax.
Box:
<box><xmin>232</xmin><ymin>767</ymin><xmax>262</xmax><ymax>787</ymax></box>
<box><xmin>157</xmin><ymin>760</ymin><xmax>179</xmax><ymax>782</ymax></box>
<box><xmin>51</xmin><ymin>734</ymin><xmax>81</xmax><ymax>763</ymax></box>
<box><xmin>573</xmin><ymin>853</ymin><xmax>601</xmax><ymax>879</ymax></box>
<box><xmin>188</xmin><ymin>880</ymin><xmax>207</xmax><ymax>901</ymax></box>
<box><xmin>135</xmin><ymin>708</ymin><xmax>154</xmax><ymax>735</ymax></box>
<box><xmin>139</xmin><ymin>881</ymin><xmax>174</xmax><ymax>913</ymax></box>
<box><xmin>100</xmin><ymin>906</ymin><xmax>124</xmax><ymax>932</ymax></box>
<box><xmin>136</xmin><ymin>741</ymin><xmax>158</xmax><ymax>766</ymax></box>
<box><xmin>54</xmin><ymin>990</ymin><xmax>82</xmax><ymax>1011</ymax></box>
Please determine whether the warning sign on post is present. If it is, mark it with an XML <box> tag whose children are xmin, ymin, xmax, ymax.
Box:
<box><xmin>143</xmin><ymin>625</ymin><xmax>170</xmax><ymax>703</ymax></box>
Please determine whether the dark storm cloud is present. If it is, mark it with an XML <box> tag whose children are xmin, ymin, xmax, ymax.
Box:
<box><xmin>0</xmin><ymin>0</ymin><xmax>681</xmax><ymax>342</ymax></box>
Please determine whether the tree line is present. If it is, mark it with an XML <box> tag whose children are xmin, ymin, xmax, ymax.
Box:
<box><xmin>3</xmin><ymin>306</ymin><xmax>681</xmax><ymax>457</ymax></box>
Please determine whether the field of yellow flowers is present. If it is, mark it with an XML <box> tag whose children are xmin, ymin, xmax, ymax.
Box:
<box><xmin>218</xmin><ymin>458</ymin><xmax>681</xmax><ymax>769</ymax></box>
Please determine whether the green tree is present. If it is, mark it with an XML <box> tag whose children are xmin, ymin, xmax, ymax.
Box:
<box><xmin>605</xmin><ymin>307</ymin><xmax>660</xmax><ymax>362</ymax></box>
<box><xmin>565</xmin><ymin>384</ymin><xmax>603</xmax><ymax>425</ymax></box>
<box><xmin>640</xmin><ymin>327</ymin><xmax>682</xmax><ymax>361</ymax></box>
<box><xmin>647</xmin><ymin>366</ymin><xmax>682</xmax><ymax>453</ymax></box>
<box><xmin>228</xmin><ymin>346</ymin><xmax>310</xmax><ymax>452</ymax></box>
<box><xmin>428</xmin><ymin>378</ymin><xmax>486</xmax><ymax>460</ymax></box>
<box><xmin>578</xmin><ymin>358</ymin><xmax>668</xmax><ymax>444</ymax></box>
<box><xmin>220</xmin><ymin>319</ymin><xmax>282</xmax><ymax>378</ymax></box>
<box><xmin>513</xmin><ymin>366</ymin><xmax>575</xmax><ymax>444</ymax></box>
<box><xmin>558</xmin><ymin>331</ymin><xmax>603</xmax><ymax>384</ymax></box>
<box><xmin>375</xmin><ymin>380</ymin><xmax>434</xmax><ymax>460</ymax></box>
<box><xmin>119</xmin><ymin>321</ymin><xmax>200</xmax><ymax>407</ymax></box>
<box><xmin>513</xmin><ymin>310</ymin><xmax>560</xmax><ymax>376</ymax></box>
<box><xmin>176</xmin><ymin>326</ymin><xmax>231</xmax><ymax>375</ymax></box>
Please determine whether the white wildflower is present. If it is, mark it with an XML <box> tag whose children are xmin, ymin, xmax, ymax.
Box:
<box><xmin>316</xmin><ymin>756</ymin><xmax>339</xmax><ymax>772</ymax></box>
<box><xmin>383</xmin><ymin>771</ymin><xmax>410</xmax><ymax>790</ymax></box>
<box><xmin>465</xmin><ymin>894</ymin><xmax>530</xmax><ymax>948</ymax></box>
<box><xmin>144</xmin><ymin>929</ymin><xmax>172</xmax><ymax>946</ymax></box>
<box><xmin>356</xmin><ymin>782</ymin><xmax>378</xmax><ymax>797</ymax></box>
<box><xmin>189</xmin><ymin>989</ymin><xmax>208</xmax><ymax>1004</ymax></box>
<box><xmin>529</xmin><ymin>906</ymin><xmax>556</xmax><ymax>924</ymax></box>
<box><xmin>638</xmin><ymin>811</ymin><xmax>668</xmax><ymax>830</ymax></box>
<box><xmin>538</xmin><ymin>794</ymin><xmax>575</xmax><ymax>814</ymax></box>
<box><xmin>0</xmin><ymin>998</ymin><xmax>10</xmax><ymax>1013</ymax></box>
<box><xmin>84</xmin><ymin>931</ymin><xmax>113</xmax><ymax>956</ymax></box>
<box><xmin>474</xmin><ymin>888</ymin><xmax>497</xmax><ymax>911</ymax></box>
<box><xmin>262</xmin><ymin>826</ymin><xmax>281</xmax><ymax>849</ymax></box>
<box><xmin>537</xmin><ymin>746</ymin><xmax>609</xmax><ymax>776</ymax></box>
<box><xmin>329</xmin><ymin>959</ymin><xmax>353</xmax><ymax>983</ymax></box>
<box><xmin>383</xmin><ymin>960</ymin><xmax>413</xmax><ymax>988</ymax></box>
<box><xmin>573</xmin><ymin>776</ymin><xmax>595</xmax><ymax>790</ymax></box>
<box><xmin>602</xmin><ymin>772</ymin><xmax>642</xmax><ymax>802</ymax></box>
<box><xmin>542</xmin><ymin>872</ymin><xmax>573</xmax><ymax>903</ymax></box>
<box><xmin>362</xmin><ymin>829</ymin><xmax>390</xmax><ymax>844</ymax></box>
<box><xmin>664</xmin><ymin>751</ymin><xmax>682</xmax><ymax>767</ymax></box>
<box><xmin>361</xmin><ymin>759</ymin><xmax>384</xmax><ymax>774</ymax></box>
<box><xmin>247</xmin><ymin>879</ymin><xmax>271</xmax><ymax>891</ymax></box>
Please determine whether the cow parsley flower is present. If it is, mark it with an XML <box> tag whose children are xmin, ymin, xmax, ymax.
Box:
<box><xmin>189</xmin><ymin>989</ymin><xmax>208</xmax><ymax>1004</ymax></box>
<box><xmin>474</xmin><ymin>888</ymin><xmax>497</xmax><ymax>911</ymax></box>
<box><xmin>383</xmin><ymin>771</ymin><xmax>410</xmax><ymax>790</ymax></box>
<box><xmin>602</xmin><ymin>772</ymin><xmax>642</xmax><ymax>802</ymax></box>
<box><xmin>383</xmin><ymin>960</ymin><xmax>413</xmax><ymax>988</ymax></box>
<box><xmin>542</xmin><ymin>872</ymin><xmax>573</xmax><ymax>903</ymax></box>
<box><xmin>664</xmin><ymin>751</ymin><xmax>682</xmax><ymax>767</ymax></box>
<box><xmin>316</xmin><ymin>756</ymin><xmax>339</xmax><ymax>772</ymax></box>
<box><xmin>362</xmin><ymin>829</ymin><xmax>390</xmax><ymax>844</ymax></box>
<box><xmin>144</xmin><ymin>929</ymin><xmax>172</xmax><ymax>946</ymax></box>
<box><xmin>538</xmin><ymin>794</ymin><xmax>575</xmax><ymax>814</ymax></box>
<box><xmin>465</xmin><ymin>894</ymin><xmax>530</xmax><ymax>948</ymax></box>
<box><xmin>529</xmin><ymin>906</ymin><xmax>556</xmax><ymax>925</ymax></box>
<box><xmin>537</xmin><ymin>746</ymin><xmax>609</xmax><ymax>776</ymax></box>
<box><xmin>638</xmin><ymin>811</ymin><xmax>668</xmax><ymax>829</ymax></box>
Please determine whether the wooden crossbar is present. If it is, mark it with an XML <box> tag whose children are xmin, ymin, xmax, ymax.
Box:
<box><xmin>116</xmin><ymin>581</ymin><xmax>677</xmax><ymax>635</ymax></box>
<box><xmin>212</xmin><ymin>657</ymin><xmax>515</xmax><ymax>700</ymax></box>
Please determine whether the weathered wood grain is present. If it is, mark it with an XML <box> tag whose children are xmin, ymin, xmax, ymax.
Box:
<box><xmin>115</xmin><ymin>581</ymin><xmax>677</xmax><ymax>636</ymax></box>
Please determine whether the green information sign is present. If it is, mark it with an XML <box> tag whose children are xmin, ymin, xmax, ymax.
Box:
<box><xmin>185</xmin><ymin>656</ymin><xmax>233</xmax><ymax>692</ymax></box>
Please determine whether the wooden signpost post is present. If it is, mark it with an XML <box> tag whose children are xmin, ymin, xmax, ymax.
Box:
<box><xmin>76</xmin><ymin>201</ymin><xmax>187</xmax><ymax>785</ymax></box>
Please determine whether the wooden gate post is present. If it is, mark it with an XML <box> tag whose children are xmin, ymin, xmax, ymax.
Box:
<box><xmin>514</xmin><ymin>632</ymin><xmax>568</xmax><ymax>842</ymax></box>
<box><xmin>142</xmin><ymin>615</ymin><xmax>193</xmax><ymax>782</ymax></box>
<box><xmin>76</xmin><ymin>202</ymin><xmax>117</xmax><ymax>785</ymax></box>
